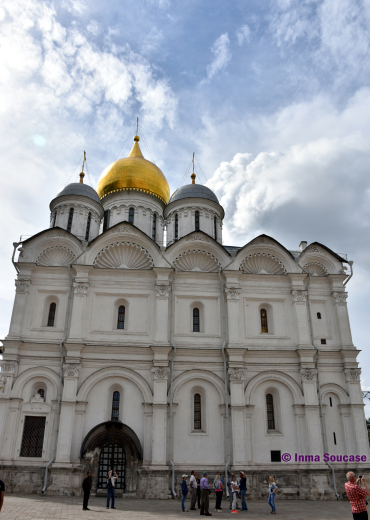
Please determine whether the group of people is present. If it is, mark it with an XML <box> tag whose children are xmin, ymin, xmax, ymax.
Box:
<box><xmin>180</xmin><ymin>471</ymin><xmax>278</xmax><ymax>514</ymax></box>
<box><xmin>82</xmin><ymin>469</ymin><xmax>118</xmax><ymax>511</ymax></box>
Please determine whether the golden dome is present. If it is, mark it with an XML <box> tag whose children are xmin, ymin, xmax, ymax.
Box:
<box><xmin>97</xmin><ymin>136</ymin><xmax>170</xmax><ymax>204</ymax></box>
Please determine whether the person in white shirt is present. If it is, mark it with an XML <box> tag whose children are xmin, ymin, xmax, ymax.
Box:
<box><xmin>189</xmin><ymin>470</ymin><xmax>197</xmax><ymax>510</ymax></box>
<box><xmin>106</xmin><ymin>469</ymin><xmax>118</xmax><ymax>509</ymax></box>
<box><xmin>231</xmin><ymin>475</ymin><xmax>239</xmax><ymax>512</ymax></box>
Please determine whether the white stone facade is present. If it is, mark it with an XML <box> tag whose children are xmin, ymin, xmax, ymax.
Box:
<box><xmin>0</xmin><ymin>186</ymin><xmax>369</xmax><ymax>500</ymax></box>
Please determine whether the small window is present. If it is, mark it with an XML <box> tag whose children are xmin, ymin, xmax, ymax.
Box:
<box><xmin>117</xmin><ymin>306</ymin><xmax>125</xmax><ymax>330</ymax></box>
<box><xmin>193</xmin><ymin>308</ymin><xmax>200</xmax><ymax>332</ymax></box>
<box><xmin>333</xmin><ymin>432</ymin><xmax>337</xmax><ymax>445</ymax></box>
<box><xmin>52</xmin><ymin>213</ymin><xmax>57</xmax><ymax>228</ymax></box>
<box><xmin>47</xmin><ymin>303</ymin><xmax>56</xmax><ymax>327</ymax></box>
<box><xmin>85</xmin><ymin>212</ymin><xmax>91</xmax><ymax>241</ymax></box>
<box><xmin>67</xmin><ymin>208</ymin><xmax>74</xmax><ymax>233</ymax></box>
<box><xmin>261</xmin><ymin>308</ymin><xmax>268</xmax><ymax>333</ymax></box>
<box><xmin>38</xmin><ymin>389</ymin><xmax>45</xmax><ymax>399</ymax></box>
<box><xmin>20</xmin><ymin>416</ymin><xmax>46</xmax><ymax>457</ymax></box>
<box><xmin>152</xmin><ymin>213</ymin><xmax>157</xmax><ymax>241</ymax></box>
<box><xmin>195</xmin><ymin>211</ymin><xmax>200</xmax><ymax>231</ymax></box>
<box><xmin>317</xmin><ymin>312</ymin><xmax>322</xmax><ymax>319</ymax></box>
<box><xmin>194</xmin><ymin>393</ymin><xmax>201</xmax><ymax>430</ymax></box>
<box><xmin>111</xmin><ymin>391</ymin><xmax>120</xmax><ymax>421</ymax></box>
<box><xmin>271</xmin><ymin>450</ymin><xmax>281</xmax><ymax>462</ymax></box>
<box><xmin>321</xmin><ymin>339</ymin><xmax>326</xmax><ymax>345</ymax></box>
<box><xmin>329</xmin><ymin>397</ymin><xmax>332</xmax><ymax>407</ymax></box>
<box><xmin>129</xmin><ymin>207</ymin><xmax>134</xmax><ymax>224</ymax></box>
<box><xmin>103</xmin><ymin>209</ymin><xmax>110</xmax><ymax>232</ymax></box>
<box><xmin>175</xmin><ymin>213</ymin><xmax>178</xmax><ymax>239</ymax></box>
<box><xmin>266</xmin><ymin>393</ymin><xmax>275</xmax><ymax>430</ymax></box>
<box><xmin>214</xmin><ymin>217</ymin><xmax>217</xmax><ymax>240</ymax></box>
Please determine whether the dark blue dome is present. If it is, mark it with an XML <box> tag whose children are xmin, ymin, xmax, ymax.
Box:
<box><xmin>53</xmin><ymin>183</ymin><xmax>102</xmax><ymax>205</ymax></box>
<box><xmin>169</xmin><ymin>184</ymin><xmax>219</xmax><ymax>204</ymax></box>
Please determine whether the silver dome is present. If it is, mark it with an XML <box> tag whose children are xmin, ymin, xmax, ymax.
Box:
<box><xmin>53</xmin><ymin>183</ymin><xmax>102</xmax><ymax>205</ymax></box>
<box><xmin>169</xmin><ymin>184</ymin><xmax>219</xmax><ymax>204</ymax></box>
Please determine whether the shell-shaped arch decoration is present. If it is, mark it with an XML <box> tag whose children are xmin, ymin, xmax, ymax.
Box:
<box><xmin>303</xmin><ymin>262</ymin><xmax>328</xmax><ymax>276</ymax></box>
<box><xmin>240</xmin><ymin>253</ymin><xmax>287</xmax><ymax>275</ymax></box>
<box><xmin>36</xmin><ymin>246</ymin><xmax>76</xmax><ymax>266</ymax></box>
<box><xmin>93</xmin><ymin>242</ymin><xmax>154</xmax><ymax>269</ymax></box>
<box><xmin>174</xmin><ymin>250</ymin><xmax>221</xmax><ymax>272</ymax></box>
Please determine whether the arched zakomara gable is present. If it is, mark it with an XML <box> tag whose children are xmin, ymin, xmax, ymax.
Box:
<box><xmin>170</xmin><ymin>369</ymin><xmax>227</xmax><ymax>403</ymax></box>
<box><xmin>11</xmin><ymin>366</ymin><xmax>60</xmax><ymax>401</ymax></box>
<box><xmin>297</xmin><ymin>242</ymin><xmax>347</xmax><ymax>276</ymax></box>
<box><xmin>244</xmin><ymin>370</ymin><xmax>304</xmax><ymax>405</ymax></box>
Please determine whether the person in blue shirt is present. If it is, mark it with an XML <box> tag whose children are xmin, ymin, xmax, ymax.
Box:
<box><xmin>181</xmin><ymin>474</ymin><xmax>189</xmax><ymax>512</ymax></box>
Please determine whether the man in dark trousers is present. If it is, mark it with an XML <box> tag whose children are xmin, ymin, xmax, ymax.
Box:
<box><xmin>82</xmin><ymin>470</ymin><xmax>92</xmax><ymax>511</ymax></box>
<box><xmin>0</xmin><ymin>478</ymin><xmax>4</xmax><ymax>514</ymax></box>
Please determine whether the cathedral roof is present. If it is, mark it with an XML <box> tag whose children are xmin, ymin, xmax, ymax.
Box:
<box><xmin>169</xmin><ymin>183</ymin><xmax>219</xmax><ymax>204</ymax></box>
<box><xmin>96</xmin><ymin>136</ymin><xmax>170</xmax><ymax>204</ymax></box>
<box><xmin>52</xmin><ymin>182</ymin><xmax>102</xmax><ymax>205</ymax></box>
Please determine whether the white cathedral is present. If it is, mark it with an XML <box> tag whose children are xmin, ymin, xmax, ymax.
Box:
<box><xmin>0</xmin><ymin>134</ymin><xmax>368</xmax><ymax>500</ymax></box>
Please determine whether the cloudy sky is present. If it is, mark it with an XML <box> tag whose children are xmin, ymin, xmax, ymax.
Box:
<box><xmin>0</xmin><ymin>0</ymin><xmax>369</xmax><ymax>414</ymax></box>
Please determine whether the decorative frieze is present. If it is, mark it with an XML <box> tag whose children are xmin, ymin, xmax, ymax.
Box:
<box><xmin>332</xmin><ymin>292</ymin><xmax>348</xmax><ymax>303</ymax></box>
<box><xmin>225</xmin><ymin>288</ymin><xmax>241</xmax><ymax>300</ymax></box>
<box><xmin>228</xmin><ymin>369</ymin><xmax>246</xmax><ymax>381</ymax></box>
<box><xmin>151</xmin><ymin>367</ymin><xmax>170</xmax><ymax>380</ymax></box>
<box><xmin>15</xmin><ymin>279</ymin><xmax>31</xmax><ymax>292</ymax></box>
<box><xmin>0</xmin><ymin>360</ymin><xmax>18</xmax><ymax>373</ymax></box>
<box><xmin>154</xmin><ymin>284</ymin><xmax>171</xmax><ymax>298</ymax></box>
<box><xmin>73</xmin><ymin>282</ymin><xmax>89</xmax><ymax>296</ymax></box>
<box><xmin>185</xmin><ymin>233</ymin><xmax>210</xmax><ymax>243</ymax></box>
<box><xmin>252</xmin><ymin>236</ymin><xmax>271</xmax><ymax>245</ymax></box>
<box><xmin>300</xmin><ymin>368</ymin><xmax>318</xmax><ymax>381</ymax></box>
<box><xmin>344</xmin><ymin>368</ymin><xmax>361</xmax><ymax>382</ymax></box>
<box><xmin>110</xmin><ymin>225</ymin><xmax>138</xmax><ymax>234</ymax></box>
<box><xmin>63</xmin><ymin>363</ymin><xmax>81</xmax><ymax>377</ymax></box>
<box><xmin>306</xmin><ymin>245</ymin><xmax>323</xmax><ymax>254</ymax></box>
<box><xmin>292</xmin><ymin>290</ymin><xmax>308</xmax><ymax>302</ymax></box>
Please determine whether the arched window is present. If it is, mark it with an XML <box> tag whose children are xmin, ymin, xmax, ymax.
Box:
<box><xmin>266</xmin><ymin>393</ymin><xmax>275</xmax><ymax>430</ymax></box>
<box><xmin>47</xmin><ymin>303</ymin><xmax>56</xmax><ymax>327</ymax></box>
<box><xmin>194</xmin><ymin>393</ymin><xmax>201</xmax><ymax>430</ymax></box>
<box><xmin>175</xmin><ymin>213</ymin><xmax>178</xmax><ymax>239</ymax></box>
<box><xmin>38</xmin><ymin>389</ymin><xmax>45</xmax><ymax>399</ymax></box>
<box><xmin>260</xmin><ymin>308</ymin><xmax>268</xmax><ymax>333</ymax></box>
<box><xmin>117</xmin><ymin>306</ymin><xmax>125</xmax><ymax>329</ymax></box>
<box><xmin>103</xmin><ymin>209</ymin><xmax>110</xmax><ymax>232</ymax></box>
<box><xmin>85</xmin><ymin>212</ymin><xmax>91</xmax><ymax>241</ymax></box>
<box><xmin>193</xmin><ymin>308</ymin><xmax>200</xmax><ymax>332</ymax></box>
<box><xmin>195</xmin><ymin>210</ymin><xmax>200</xmax><ymax>231</ymax></box>
<box><xmin>317</xmin><ymin>312</ymin><xmax>322</xmax><ymax>319</ymax></box>
<box><xmin>152</xmin><ymin>213</ymin><xmax>156</xmax><ymax>241</ymax></box>
<box><xmin>214</xmin><ymin>216</ymin><xmax>217</xmax><ymax>240</ymax></box>
<box><xmin>129</xmin><ymin>207</ymin><xmax>134</xmax><ymax>224</ymax></box>
<box><xmin>111</xmin><ymin>391</ymin><xmax>120</xmax><ymax>421</ymax></box>
<box><xmin>67</xmin><ymin>208</ymin><xmax>74</xmax><ymax>233</ymax></box>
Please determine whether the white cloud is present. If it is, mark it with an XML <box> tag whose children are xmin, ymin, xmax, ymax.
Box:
<box><xmin>87</xmin><ymin>20</ymin><xmax>101</xmax><ymax>36</ymax></box>
<box><xmin>205</xmin><ymin>33</ymin><xmax>231</xmax><ymax>81</ymax></box>
<box><xmin>141</xmin><ymin>27</ymin><xmax>164</xmax><ymax>55</ymax></box>
<box><xmin>236</xmin><ymin>24</ymin><xmax>251</xmax><ymax>46</ymax></box>
<box><xmin>62</xmin><ymin>0</ymin><xmax>87</xmax><ymax>15</ymax></box>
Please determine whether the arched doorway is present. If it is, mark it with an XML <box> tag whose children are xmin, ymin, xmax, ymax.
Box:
<box><xmin>97</xmin><ymin>442</ymin><xmax>126</xmax><ymax>490</ymax></box>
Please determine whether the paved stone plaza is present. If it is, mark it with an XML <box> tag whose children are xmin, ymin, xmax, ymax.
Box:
<box><xmin>0</xmin><ymin>495</ymin><xmax>355</xmax><ymax>519</ymax></box>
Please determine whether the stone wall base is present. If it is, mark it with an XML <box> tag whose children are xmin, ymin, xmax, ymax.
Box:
<box><xmin>1</xmin><ymin>464</ymin><xmax>369</xmax><ymax>499</ymax></box>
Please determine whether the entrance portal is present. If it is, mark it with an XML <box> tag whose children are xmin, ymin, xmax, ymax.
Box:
<box><xmin>97</xmin><ymin>442</ymin><xmax>126</xmax><ymax>490</ymax></box>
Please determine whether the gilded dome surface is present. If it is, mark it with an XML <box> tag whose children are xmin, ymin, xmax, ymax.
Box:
<box><xmin>97</xmin><ymin>137</ymin><xmax>170</xmax><ymax>204</ymax></box>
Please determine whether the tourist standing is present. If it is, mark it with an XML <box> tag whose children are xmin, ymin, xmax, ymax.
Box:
<box><xmin>106</xmin><ymin>469</ymin><xmax>118</xmax><ymax>509</ymax></box>
<box><xmin>190</xmin><ymin>470</ymin><xmax>198</xmax><ymax>510</ymax></box>
<box><xmin>268</xmin><ymin>476</ymin><xmax>278</xmax><ymax>514</ymax></box>
<box><xmin>0</xmin><ymin>478</ymin><xmax>4</xmax><ymax>514</ymax></box>
<box><xmin>231</xmin><ymin>475</ymin><xmax>239</xmax><ymax>513</ymax></box>
<box><xmin>181</xmin><ymin>474</ymin><xmax>189</xmax><ymax>512</ymax></box>
<box><xmin>239</xmin><ymin>472</ymin><xmax>247</xmax><ymax>511</ymax></box>
<box><xmin>82</xmin><ymin>470</ymin><xmax>92</xmax><ymax>511</ymax></box>
<box><xmin>228</xmin><ymin>474</ymin><xmax>239</xmax><ymax>510</ymax></box>
<box><xmin>200</xmin><ymin>471</ymin><xmax>212</xmax><ymax>516</ymax></box>
<box><xmin>196</xmin><ymin>475</ymin><xmax>201</xmax><ymax>509</ymax></box>
<box><xmin>213</xmin><ymin>474</ymin><xmax>223</xmax><ymax>512</ymax></box>
<box><xmin>345</xmin><ymin>472</ymin><xmax>369</xmax><ymax>520</ymax></box>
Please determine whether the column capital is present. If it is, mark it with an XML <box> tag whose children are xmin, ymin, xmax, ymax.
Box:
<box><xmin>15</xmin><ymin>279</ymin><xmax>31</xmax><ymax>293</ymax></box>
<box><xmin>344</xmin><ymin>368</ymin><xmax>361</xmax><ymax>382</ymax></box>
<box><xmin>62</xmin><ymin>363</ymin><xmax>81</xmax><ymax>377</ymax></box>
<box><xmin>151</xmin><ymin>367</ymin><xmax>170</xmax><ymax>380</ymax></box>
<box><xmin>0</xmin><ymin>359</ymin><xmax>19</xmax><ymax>376</ymax></box>
<box><xmin>154</xmin><ymin>284</ymin><xmax>171</xmax><ymax>299</ymax></box>
<box><xmin>73</xmin><ymin>281</ymin><xmax>89</xmax><ymax>297</ymax></box>
<box><xmin>228</xmin><ymin>369</ymin><xmax>246</xmax><ymax>381</ymax></box>
<box><xmin>300</xmin><ymin>368</ymin><xmax>318</xmax><ymax>382</ymax></box>
<box><xmin>292</xmin><ymin>290</ymin><xmax>308</xmax><ymax>302</ymax></box>
<box><xmin>225</xmin><ymin>287</ymin><xmax>241</xmax><ymax>300</ymax></box>
<box><xmin>332</xmin><ymin>291</ymin><xmax>348</xmax><ymax>303</ymax></box>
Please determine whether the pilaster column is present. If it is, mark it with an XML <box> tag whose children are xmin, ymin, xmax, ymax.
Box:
<box><xmin>0</xmin><ymin>398</ymin><xmax>22</xmax><ymax>460</ymax></box>
<box><xmin>332</xmin><ymin>291</ymin><xmax>353</xmax><ymax>347</ymax></box>
<box><xmin>153</xmin><ymin>268</ymin><xmax>173</xmax><ymax>345</ymax></box>
<box><xmin>245</xmin><ymin>405</ymin><xmax>254</xmax><ymax>464</ymax></box>
<box><xmin>143</xmin><ymin>403</ymin><xmax>153</xmax><ymax>466</ymax></box>
<box><xmin>300</xmin><ymin>368</ymin><xmax>323</xmax><ymax>457</ymax></box>
<box><xmin>55</xmin><ymin>362</ymin><xmax>81</xmax><ymax>465</ymax></box>
<box><xmin>228</xmin><ymin>369</ymin><xmax>246</xmax><ymax>465</ymax></box>
<box><xmin>69</xmin><ymin>267</ymin><xmax>90</xmax><ymax>341</ymax></box>
<box><xmin>225</xmin><ymin>288</ymin><xmax>242</xmax><ymax>346</ymax></box>
<box><xmin>338</xmin><ymin>405</ymin><xmax>357</xmax><ymax>455</ymax></box>
<box><xmin>71</xmin><ymin>401</ymin><xmax>88</xmax><ymax>462</ymax></box>
<box><xmin>8</xmin><ymin>278</ymin><xmax>31</xmax><ymax>338</ymax></box>
<box><xmin>150</xmin><ymin>346</ymin><xmax>171</xmax><ymax>467</ymax></box>
<box><xmin>291</xmin><ymin>290</ymin><xmax>311</xmax><ymax>346</ymax></box>
<box><xmin>293</xmin><ymin>405</ymin><xmax>308</xmax><ymax>456</ymax></box>
<box><xmin>344</xmin><ymin>369</ymin><xmax>370</xmax><ymax>458</ymax></box>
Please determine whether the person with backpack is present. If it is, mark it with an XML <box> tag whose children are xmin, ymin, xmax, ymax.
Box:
<box><xmin>181</xmin><ymin>474</ymin><xmax>189</xmax><ymax>512</ymax></box>
<box><xmin>239</xmin><ymin>472</ymin><xmax>248</xmax><ymax>511</ymax></box>
<box><xmin>213</xmin><ymin>474</ymin><xmax>223</xmax><ymax>512</ymax></box>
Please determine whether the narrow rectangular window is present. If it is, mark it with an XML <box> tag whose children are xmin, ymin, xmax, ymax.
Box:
<box><xmin>20</xmin><ymin>416</ymin><xmax>46</xmax><ymax>457</ymax></box>
<box><xmin>271</xmin><ymin>450</ymin><xmax>281</xmax><ymax>462</ymax></box>
<box><xmin>129</xmin><ymin>207</ymin><xmax>134</xmax><ymax>224</ymax></box>
<box><xmin>261</xmin><ymin>309</ymin><xmax>268</xmax><ymax>333</ymax></box>
<box><xmin>195</xmin><ymin>211</ymin><xmax>199</xmax><ymax>231</ymax></box>
<box><xmin>152</xmin><ymin>213</ymin><xmax>156</xmax><ymax>241</ymax></box>
<box><xmin>47</xmin><ymin>303</ymin><xmax>56</xmax><ymax>327</ymax></box>
<box><xmin>52</xmin><ymin>213</ymin><xmax>57</xmax><ymax>228</ymax></box>
<box><xmin>103</xmin><ymin>209</ymin><xmax>110</xmax><ymax>232</ymax></box>
<box><xmin>85</xmin><ymin>212</ymin><xmax>91</xmax><ymax>241</ymax></box>
<box><xmin>117</xmin><ymin>306</ymin><xmax>125</xmax><ymax>329</ymax></box>
<box><xmin>333</xmin><ymin>432</ymin><xmax>337</xmax><ymax>445</ymax></box>
<box><xmin>67</xmin><ymin>208</ymin><xmax>74</xmax><ymax>233</ymax></box>
<box><xmin>193</xmin><ymin>308</ymin><xmax>200</xmax><ymax>332</ymax></box>
<box><xmin>111</xmin><ymin>391</ymin><xmax>120</xmax><ymax>421</ymax></box>
<box><xmin>329</xmin><ymin>397</ymin><xmax>332</xmax><ymax>407</ymax></box>
<box><xmin>266</xmin><ymin>393</ymin><xmax>275</xmax><ymax>430</ymax></box>
<box><xmin>194</xmin><ymin>393</ymin><xmax>201</xmax><ymax>430</ymax></box>
<box><xmin>175</xmin><ymin>214</ymin><xmax>178</xmax><ymax>239</ymax></box>
<box><xmin>317</xmin><ymin>312</ymin><xmax>322</xmax><ymax>319</ymax></box>
<box><xmin>214</xmin><ymin>217</ymin><xmax>217</xmax><ymax>240</ymax></box>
